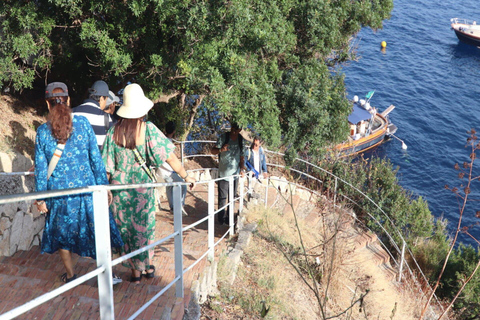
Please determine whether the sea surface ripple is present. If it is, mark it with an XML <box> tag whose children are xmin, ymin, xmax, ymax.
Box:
<box><xmin>342</xmin><ymin>0</ymin><xmax>480</xmax><ymax>245</ymax></box>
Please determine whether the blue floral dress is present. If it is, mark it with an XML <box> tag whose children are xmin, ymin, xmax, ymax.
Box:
<box><xmin>35</xmin><ymin>115</ymin><xmax>124</xmax><ymax>259</ymax></box>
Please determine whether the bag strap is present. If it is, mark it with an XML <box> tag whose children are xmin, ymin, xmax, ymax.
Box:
<box><xmin>222</xmin><ymin>132</ymin><xmax>243</xmax><ymax>150</ymax></box>
<box><xmin>104</xmin><ymin>113</ymin><xmax>110</xmax><ymax>133</ymax></box>
<box><xmin>222</xmin><ymin>132</ymin><xmax>229</xmax><ymax>148</ymax></box>
<box><xmin>132</xmin><ymin>147</ymin><xmax>156</xmax><ymax>182</ymax></box>
<box><xmin>47</xmin><ymin>143</ymin><xmax>65</xmax><ymax>180</ymax></box>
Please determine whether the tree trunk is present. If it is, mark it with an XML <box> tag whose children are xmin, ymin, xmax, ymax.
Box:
<box><xmin>180</xmin><ymin>95</ymin><xmax>204</xmax><ymax>141</ymax></box>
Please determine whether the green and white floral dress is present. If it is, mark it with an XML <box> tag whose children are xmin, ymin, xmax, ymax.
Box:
<box><xmin>102</xmin><ymin>121</ymin><xmax>175</xmax><ymax>271</ymax></box>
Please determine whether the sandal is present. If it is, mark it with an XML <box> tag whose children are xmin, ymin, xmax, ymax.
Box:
<box><xmin>61</xmin><ymin>273</ymin><xmax>77</xmax><ymax>283</ymax></box>
<box><xmin>130</xmin><ymin>269</ymin><xmax>142</xmax><ymax>283</ymax></box>
<box><xmin>145</xmin><ymin>265</ymin><xmax>155</xmax><ymax>279</ymax></box>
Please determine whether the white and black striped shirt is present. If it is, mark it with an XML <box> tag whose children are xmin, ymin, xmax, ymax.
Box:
<box><xmin>72</xmin><ymin>99</ymin><xmax>113</xmax><ymax>150</ymax></box>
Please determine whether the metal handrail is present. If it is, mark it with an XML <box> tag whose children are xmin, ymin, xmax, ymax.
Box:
<box><xmin>0</xmin><ymin>173</ymin><xmax>245</xmax><ymax>320</ymax></box>
<box><xmin>0</xmin><ymin>139</ymin><xmax>442</xmax><ymax>318</ymax></box>
<box><xmin>175</xmin><ymin>142</ymin><xmax>442</xmax><ymax>312</ymax></box>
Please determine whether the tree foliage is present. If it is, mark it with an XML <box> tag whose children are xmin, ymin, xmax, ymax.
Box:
<box><xmin>0</xmin><ymin>0</ymin><xmax>393</xmax><ymax>156</ymax></box>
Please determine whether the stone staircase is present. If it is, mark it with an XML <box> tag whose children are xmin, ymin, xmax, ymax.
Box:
<box><xmin>352</xmin><ymin>230</ymin><xmax>398</xmax><ymax>281</ymax></box>
<box><xmin>257</xmin><ymin>179</ymin><xmax>398</xmax><ymax>282</ymax></box>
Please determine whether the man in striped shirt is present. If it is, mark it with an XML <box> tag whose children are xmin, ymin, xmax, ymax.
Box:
<box><xmin>72</xmin><ymin>80</ymin><xmax>113</xmax><ymax>150</ymax></box>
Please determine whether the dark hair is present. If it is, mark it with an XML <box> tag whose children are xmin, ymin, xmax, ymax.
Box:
<box><xmin>165</xmin><ymin>121</ymin><xmax>176</xmax><ymax>135</ymax></box>
<box><xmin>48</xmin><ymin>102</ymin><xmax>72</xmax><ymax>144</ymax></box>
<box><xmin>113</xmin><ymin>117</ymin><xmax>143</xmax><ymax>149</ymax></box>
<box><xmin>250</xmin><ymin>136</ymin><xmax>261</xmax><ymax>149</ymax></box>
<box><xmin>88</xmin><ymin>94</ymin><xmax>105</xmax><ymax>102</ymax></box>
<box><xmin>231</xmin><ymin>122</ymin><xmax>240</xmax><ymax>130</ymax></box>
<box><xmin>46</xmin><ymin>95</ymin><xmax>68</xmax><ymax>107</ymax></box>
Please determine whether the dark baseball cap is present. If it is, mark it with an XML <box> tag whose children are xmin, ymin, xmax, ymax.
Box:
<box><xmin>88</xmin><ymin>80</ymin><xmax>109</xmax><ymax>97</ymax></box>
<box><xmin>45</xmin><ymin>82</ymin><xmax>69</xmax><ymax>99</ymax></box>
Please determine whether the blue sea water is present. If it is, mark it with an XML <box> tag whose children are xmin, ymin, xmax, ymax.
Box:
<box><xmin>342</xmin><ymin>0</ymin><xmax>480</xmax><ymax>245</ymax></box>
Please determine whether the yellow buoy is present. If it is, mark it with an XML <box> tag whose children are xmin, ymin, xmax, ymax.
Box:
<box><xmin>381</xmin><ymin>41</ymin><xmax>387</xmax><ymax>48</ymax></box>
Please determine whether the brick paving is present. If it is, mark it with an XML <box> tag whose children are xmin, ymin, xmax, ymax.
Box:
<box><xmin>0</xmin><ymin>183</ymin><xmax>230</xmax><ymax>320</ymax></box>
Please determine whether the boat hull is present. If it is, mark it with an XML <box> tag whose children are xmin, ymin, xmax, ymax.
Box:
<box><xmin>453</xmin><ymin>29</ymin><xmax>480</xmax><ymax>46</ymax></box>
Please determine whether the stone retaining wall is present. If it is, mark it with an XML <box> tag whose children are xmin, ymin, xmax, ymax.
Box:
<box><xmin>0</xmin><ymin>152</ymin><xmax>44</xmax><ymax>257</ymax></box>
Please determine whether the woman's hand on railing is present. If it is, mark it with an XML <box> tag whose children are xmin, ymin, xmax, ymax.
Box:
<box><xmin>185</xmin><ymin>175</ymin><xmax>196</xmax><ymax>190</ymax></box>
<box><xmin>35</xmin><ymin>200</ymin><xmax>47</xmax><ymax>214</ymax></box>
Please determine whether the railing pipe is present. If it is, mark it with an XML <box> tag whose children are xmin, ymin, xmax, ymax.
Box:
<box><xmin>173</xmin><ymin>185</ymin><xmax>184</xmax><ymax>297</ymax></box>
<box><xmin>0</xmin><ymin>268</ymin><xmax>105</xmax><ymax>320</ymax></box>
<box><xmin>180</xmin><ymin>141</ymin><xmax>185</xmax><ymax>166</ymax></box>
<box><xmin>239</xmin><ymin>176</ymin><xmax>245</xmax><ymax>218</ymax></box>
<box><xmin>334</xmin><ymin>177</ymin><xmax>338</xmax><ymax>207</ymax></box>
<box><xmin>92</xmin><ymin>188</ymin><xmax>115</xmax><ymax>320</ymax></box>
<box><xmin>398</xmin><ymin>240</ymin><xmax>406</xmax><ymax>283</ymax></box>
<box><xmin>208</xmin><ymin>180</ymin><xmax>215</xmax><ymax>261</ymax></box>
<box><xmin>0</xmin><ymin>142</ymin><xmax>445</xmax><ymax>317</ymax></box>
<box><xmin>228</xmin><ymin>176</ymin><xmax>234</xmax><ymax>237</ymax></box>
<box><xmin>265</xmin><ymin>177</ymin><xmax>269</xmax><ymax>208</ymax></box>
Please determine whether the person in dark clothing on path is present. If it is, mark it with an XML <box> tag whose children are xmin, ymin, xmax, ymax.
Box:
<box><xmin>210</xmin><ymin>122</ymin><xmax>246</xmax><ymax>225</ymax></box>
<box><xmin>72</xmin><ymin>80</ymin><xmax>113</xmax><ymax>150</ymax></box>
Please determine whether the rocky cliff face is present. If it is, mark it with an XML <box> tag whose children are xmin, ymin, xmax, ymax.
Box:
<box><xmin>0</xmin><ymin>152</ymin><xmax>44</xmax><ymax>257</ymax></box>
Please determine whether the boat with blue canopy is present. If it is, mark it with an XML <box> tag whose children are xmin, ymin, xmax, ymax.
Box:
<box><xmin>334</xmin><ymin>91</ymin><xmax>398</xmax><ymax>157</ymax></box>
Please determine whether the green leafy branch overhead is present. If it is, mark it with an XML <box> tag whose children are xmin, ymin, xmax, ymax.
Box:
<box><xmin>0</xmin><ymin>0</ymin><xmax>393</xmax><ymax>158</ymax></box>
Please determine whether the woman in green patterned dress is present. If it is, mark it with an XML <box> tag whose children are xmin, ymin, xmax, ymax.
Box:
<box><xmin>102</xmin><ymin>83</ymin><xmax>196</xmax><ymax>283</ymax></box>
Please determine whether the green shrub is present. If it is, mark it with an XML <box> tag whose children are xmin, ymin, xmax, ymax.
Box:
<box><xmin>312</xmin><ymin>157</ymin><xmax>438</xmax><ymax>248</ymax></box>
<box><xmin>437</xmin><ymin>244</ymin><xmax>480</xmax><ymax>316</ymax></box>
<box><xmin>410</xmin><ymin>219</ymin><xmax>450</xmax><ymax>279</ymax></box>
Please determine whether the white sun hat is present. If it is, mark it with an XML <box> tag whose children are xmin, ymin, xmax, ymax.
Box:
<box><xmin>116</xmin><ymin>83</ymin><xmax>154</xmax><ymax>119</ymax></box>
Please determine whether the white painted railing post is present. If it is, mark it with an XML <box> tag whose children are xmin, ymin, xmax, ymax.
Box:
<box><xmin>265</xmin><ymin>177</ymin><xmax>269</xmax><ymax>208</ymax></box>
<box><xmin>173</xmin><ymin>185</ymin><xmax>184</xmax><ymax>297</ymax></box>
<box><xmin>334</xmin><ymin>177</ymin><xmax>338</xmax><ymax>207</ymax></box>
<box><xmin>228</xmin><ymin>176</ymin><xmax>234</xmax><ymax>237</ymax></box>
<box><xmin>398</xmin><ymin>240</ymin><xmax>406</xmax><ymax>283</ymax></box>
<box><xmin>180</xmin><ymin>141</ymin><xmax>185</xmax><ymax>166</ymax></box>
<box><xmin>92</xmin><ymin>188</ymin><xmax>114</xmax><ymax>320</ymax></box>
<box><xmin>208</xmin><ymin>180</ymin><xmax>215</xmax><ymax>261</ymax></box>
<box><xmin>239</xmin><ymin>176</ymin><xmax>245</xmax><ymax>216</ymax></box>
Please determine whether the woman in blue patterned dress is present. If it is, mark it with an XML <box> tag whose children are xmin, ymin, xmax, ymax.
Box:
<box><xmin>34</xmin><ymin>82</ymin><xmax>123</xmax><ymax>283</ymax></box>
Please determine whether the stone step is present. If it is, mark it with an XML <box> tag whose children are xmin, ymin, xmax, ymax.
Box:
<box><xmin>365</xmin><ymin>241</ymin><xmax>391</xmax><ymax>266</ymax></box>
<box><xmin>353</xmin><ymin>230</ymin><xmax>378</xmax><ymax>250</ymax></box>
<box><xmin>378</xmin><ymin>262</ymin><xmax>397</xmax><ymax>282</ymax></box>
<box><xmin>349</xmin><ymin>239</ymin><xmax>397</xmax><ymax>283</ymax></box>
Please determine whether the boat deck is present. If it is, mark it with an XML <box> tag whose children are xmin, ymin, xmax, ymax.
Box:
<box><xmin>347</xmin><ymin>114</ymin><xmax>386</xmax><ymax>142</ymax></box>
<box><xmin>451</xmin><ymin>18</ymin><xmax>480</xmax><ymax>38</ymax></box>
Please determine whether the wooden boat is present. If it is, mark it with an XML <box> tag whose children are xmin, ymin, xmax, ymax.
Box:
<box><xmin>450</xmin><ymin>18</ymin><xmax>480</xmax><ymax>47</ymax></box>
<box><xmin>334</xmin><ymin>92</ymin><xmax>397</xmax><ymax>157</ymax></box>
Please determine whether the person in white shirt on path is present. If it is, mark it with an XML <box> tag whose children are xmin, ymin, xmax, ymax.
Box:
<box><xmin>244</xmin><ymin>136</ymin><xmax>268</xmax><ymax>199</ymax></box>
